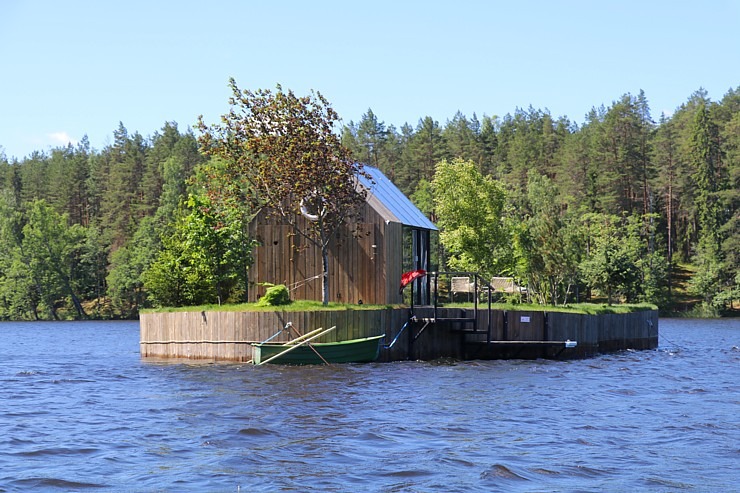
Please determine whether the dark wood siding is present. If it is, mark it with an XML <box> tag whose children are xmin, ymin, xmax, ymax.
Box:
<box><xmin>249</xmin><ymin>202</ymin><xmax>403</xmax><ymax>305</ymax></box>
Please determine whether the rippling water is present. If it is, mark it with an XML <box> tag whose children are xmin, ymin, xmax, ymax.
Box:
<box><xmin>0</xmin><ymin>318</ymin><xmax>738</xmax><ymax>492</ymax></box>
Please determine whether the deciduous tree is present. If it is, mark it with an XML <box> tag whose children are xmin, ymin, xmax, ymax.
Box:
<box><xmin>432</xmin><ymin>158</ymin><xmax>509</xmax><ymax>277</ymax></box>
<box><xmin>197</xmin><ymin>80</ymin><xmax>367</xmax><ymax>304</ymax></box>
<box><xmin>21</xmin><ymin>200</ymin><xmax>88</xmax><ymax>318</ymax></box>
<box><xmin>513</xmin><ymin>173</ymin><xmax>582</xmax><ymax>305</ymax></box>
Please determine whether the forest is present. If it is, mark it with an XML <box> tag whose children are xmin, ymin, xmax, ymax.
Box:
<box><xmin>0</xmin><ymin>86</ymin><xmax>737</xmax><ymax>320</ymax></box>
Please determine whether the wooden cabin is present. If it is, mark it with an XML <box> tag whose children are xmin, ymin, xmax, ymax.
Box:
<box><xmin>248</xmin><ymin>165</ymin><xmax>437</xmax><ymax>305</ymax></box>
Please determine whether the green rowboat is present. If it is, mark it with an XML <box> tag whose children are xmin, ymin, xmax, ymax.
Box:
<box><xmin>252</xmin><ymin>334</ymin><xmax>384</xmax><ymax>365</ymax></box>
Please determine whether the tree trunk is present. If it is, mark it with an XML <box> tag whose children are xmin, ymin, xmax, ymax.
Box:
<box><xmin>57</xmin><ymin>269</ymin><xmax>87</xmax><ymax>319</ymax></box>
<box><xmin>321</xmin><ymin>243</ymin><xmax>329</xmax><ymax>305</ymax></box>
<box><xmin>69</xmin><ymin>291</ymin><xmax>87</xmax><ymax>319</ymax></box>
<box><xmin>318</xmin><ymin>215</ymin><xmax>331</xmax><ymax>305</ymax></box>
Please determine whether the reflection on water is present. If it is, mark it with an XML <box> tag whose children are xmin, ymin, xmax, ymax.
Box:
<box><xmin>0</xmin><ymin>318</ymin><xmax>738</xmax><ymax>492</ymax></box>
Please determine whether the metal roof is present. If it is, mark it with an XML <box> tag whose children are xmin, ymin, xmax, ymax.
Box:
<box><xmin>358</xmin><ymin>165</ymin><xmax>438</xmax><ymax>231</ymax></box>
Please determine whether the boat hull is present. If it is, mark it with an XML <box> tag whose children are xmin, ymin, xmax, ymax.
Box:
<box><xmin>252</xmin><ymin>335</ymin><xmax>384</xmax><ymax>365</ymax></box>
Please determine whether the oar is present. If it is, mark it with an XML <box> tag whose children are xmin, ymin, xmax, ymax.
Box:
<box><xmin>285</xmin><ymin>327</ymin><xmax>325</xmax><ymax>345</ymax></box>
<box><xmin>257</xmin><ymin>326</ymin><xmax>336</xmax><ymax>365</ymax></box>
<box><xmin>305</xmin><ymin>340</ymin><xmax>331</xmax><ymax>365</ymax></box>
<box><xmin>258</xmin><ymin>326</ymin><xmax>336</xmax><ymax>365</ymax></box>
<box><xmin>285</xmin><ymin>324</ymin><xmax>331</xmax><ymax>365</ymax></box>
<box><xmin>250</xmin><ymin>327</ymin><xmax>324</xmax><ymax>365</ymax></box>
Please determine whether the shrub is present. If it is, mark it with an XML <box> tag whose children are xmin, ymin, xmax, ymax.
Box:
<box><xmin>257</xmin><ymin>284</ymin><xmax>291</xmax><ymax>306</ymax></box>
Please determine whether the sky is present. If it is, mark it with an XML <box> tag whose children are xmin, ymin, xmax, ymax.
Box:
<box><xmin>1</xmin><ymin>0</ymin><xmax>739</xmax><ymax>160</ymax></box>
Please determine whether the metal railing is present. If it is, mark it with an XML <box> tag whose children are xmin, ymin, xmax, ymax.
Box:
<box><xmin>409</xmin><ymin>271</ymin><xmax>494</xmax><ymax>342</ymax></box>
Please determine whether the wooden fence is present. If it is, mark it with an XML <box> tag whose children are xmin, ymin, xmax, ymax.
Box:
<box><xmin>140</xmin><ymin>308</ymin><xmax>658</xmax><ymax>362</ymax></box>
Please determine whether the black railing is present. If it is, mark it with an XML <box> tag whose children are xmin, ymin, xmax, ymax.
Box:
<box><xmin>410</xmin><ymin>271</ymin><xmax>494</xmax><ymax>342</ymax></box>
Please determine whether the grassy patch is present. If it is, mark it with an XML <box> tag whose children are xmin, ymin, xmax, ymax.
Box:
<box><xmin>141</xmin><ymin>300</ymin><xmax>400</xmax><ymax>314</ymax></box>
<box><xmin>673</xmin><ymin>303</ymin><xmax>722</xmax><ymax>318</ymax></box>
<box><xmin>442</xmin><ymin>302</ymin><xmax>657</xmax><ymax>315</ymax></box>
<box><xmin>142</xmin><ymin>300</ymin><xmax>657</xmax><ymax>315</ymax></box>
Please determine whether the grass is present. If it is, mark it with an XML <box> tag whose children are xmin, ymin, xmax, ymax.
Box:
<box><xmin>141</xmin><ymin>300</ymin><xmax>401</xmax><ymax>314</ymax></box>
<box><xmin>442</xmin><ymin>301</ymin><xmax>657</xmax><ymax>315</ymax></box>
<box><xmin>142</xmin><ymin>299</ymin><xmax>656</xmax><ymax>315</ymax></box>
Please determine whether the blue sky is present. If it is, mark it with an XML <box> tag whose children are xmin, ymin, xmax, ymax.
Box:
<box><xmin>1</xmin><ymin>0</ymin><xmax>739</xmax><ymax>160</ymax></box>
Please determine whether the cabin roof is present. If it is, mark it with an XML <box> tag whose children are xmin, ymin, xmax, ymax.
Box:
<box><xmin>358</xmin><ymin>165</ymin><xmax>438</xmax><ymax>231</ymax></box>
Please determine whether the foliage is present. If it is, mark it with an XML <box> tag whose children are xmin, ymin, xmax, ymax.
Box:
<box><xmin>512</xmin><ymin>173</ymin><xmax>583</xmax><ymax>305</ymax></box>
<box><xmin>409</xmin><ymin>178</ymin><xmax>435</xmax><ymax>220</ymax></box>
<box><xmin>0</xmin><ymin>123</ymin><xmax>203</xmax><ymax>318</ymax></box>
<box><xmin>687</xmin><ymin>102</ymin><xmax>734</xmax><ymax>308</ymax></box>
<box><xmin>197</xmin><ymin>80</ymin><xmax>368</xmax><ymax>304</ymax></box>
<box><xmin>678</xmin><ymin>302</ymin><xmax>723</xmax><ymax>318</ymax></box>
<box><xmin>256</xmin><ymin>284</ymin><xmax>291</xmax><ymax>307</ymax></box>
<box><xmin>432</xmin><ymin>158</ymin><xmax>508</xmax><ymax>277</ymax></box>
<box><xmin>578</xmin><ymin>213</ymin><xmax>669</xmax><ymax>305</ymax></box>
<box><xmin>0</xmin><ymin>85</ymin><xmax>738</xmax><ymax>317</ymax></box>
<box><xmin>0</xmin><ymin>191</ymin><xmax>35</xmax><ymax>319</ymax></box>
<box><xmin>106</xmin><ymin>216</ymin><xmax>159</xmax><ymax>317</ymax></box>
<box><xmin>143</xmin><ymin>192</ymin><xmax>256</xmax><ymax>307</ymax></box>
<box><xmin>9</xmin><ymin>200</ymin><xmax>90</xmax><ymax>319</ymax></box>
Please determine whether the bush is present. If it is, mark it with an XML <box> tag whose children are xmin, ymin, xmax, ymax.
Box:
<box><xmin>257</xmin><ymin>284</ymin><xmax>291</xmax><ymax>306</ymax></box>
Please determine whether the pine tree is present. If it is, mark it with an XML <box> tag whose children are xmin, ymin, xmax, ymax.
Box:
<box><xmin>718</xmin><ymin>110</ymin><xmax>740</xmax><ymax>304</ymax></box>
<box><xmin>688</xmin><ymin>102</ymin><xmax>724</xmax><ymax>304</ymax></box>
<box><xmin>478</xmin><ymin>115</ymin><xmax>498</xmax><ymax>176</ymax></box>
<box><xmin>101</xmin><ymin>123</ymin><xmax>148</xmax><ymax>253</ymax></box>
<box><xmin>442</xmin><ymin>111</ymin><xmax>481</xmax><ymax>164</ymax></box>
<box><xmin>356</xmin><ymin>109</ymin><xmax>388</xmax><ymax>169</ymax></box>
<box><xmin>407</xmin><ymin>116</ymin><xmax>447</xmax><ymax>192</ymax></box>
<box><xmin>652</xmin><ymin>113</ymin><xmax>680</xmax><ymax>292</ymax></box>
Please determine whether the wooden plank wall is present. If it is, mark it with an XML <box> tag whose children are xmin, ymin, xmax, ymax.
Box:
<box><xmin>384</xmin><ymin>221</ymin><xmax>403</xmax><ymax>305</ymax></box>
<box><xmin>548</xmin><ymin>312</ymin><xmax>597</xmax><ymax>358</ymax></box>
<box><xmin>140</xmin><ymin>309</ymin><xmax>400</xmax><ymax>362</ymax></box>
<box><xmin>249</xmin><ymin>203</ymin><xmax>399</xmax><ymax>305</ymax></box>
<box><xmin>140</xmin><ymin>309</ymin><xmax>659</xmax><ymax>362</ymax></box>
<box><xmin>507</xmin><ymin>311</ymin><xmax>545</xmax><ymax>341</ymax></box>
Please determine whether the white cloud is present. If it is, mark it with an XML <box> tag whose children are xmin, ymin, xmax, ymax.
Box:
<box><xmin>47</xmin><ymin>131</ymin><xmax>77</xmax><ymax>147</ymax></box>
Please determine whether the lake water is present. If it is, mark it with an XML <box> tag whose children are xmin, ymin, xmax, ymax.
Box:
<box><xmin>0</xmin><ymin>318</ymin><xmax>738</xmax><ymax>492</ymax></box>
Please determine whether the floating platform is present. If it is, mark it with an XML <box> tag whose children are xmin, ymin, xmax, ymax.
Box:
<box><xmin>139</xmin><ymin>307</ymin><xmax>658</xmax><ymax>363</ymax></box>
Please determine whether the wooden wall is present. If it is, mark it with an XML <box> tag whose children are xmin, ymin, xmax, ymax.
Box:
<box><xmin>248</xmin><ymin>202</ymin><xmax>404</xmax><ymax>305</ymax></box>
<box><xmin>384</xmin><ymin>221</ymin><xmax>403</xmax><ymax>305</ymax></box>
<box><xmin>140</xmin><ymin>308</ymin><xmax>659</xmax><ymax>362</ymax></box>
<box><xmin>140</xmin><ymin>309</ymin><xmax>401</xmax><ymax>362</ymax></box>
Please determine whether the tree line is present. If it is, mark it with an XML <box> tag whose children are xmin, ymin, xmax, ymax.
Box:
<box><xmin>342</xmin><ymin>88</ymin><xmax>738</xmax><ymax>311</ymax></box>
<box><xmin>0</xmin><ymin>86</ymin><xmax>737</xmax><ymax>319</ymax></box>
<box><xmin>0</xmin><ymin>122</ymin><xmax>206</xmax><ymax>319</ymax></box>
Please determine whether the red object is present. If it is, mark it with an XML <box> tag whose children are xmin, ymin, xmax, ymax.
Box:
<box><xmin>400</xmin><ymin>269</ymin><xmax>426</xmax><ymax>293</ymax></box>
